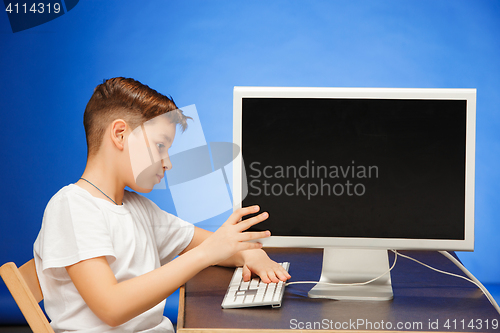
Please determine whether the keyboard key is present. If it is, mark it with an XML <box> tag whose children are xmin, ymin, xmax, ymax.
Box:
<box><xmin>230</xmin><ymin>273</ymin><xmax>242</xmax><ymax>286</ymax></box>
<box><xmin>254</xmin><ymin>293</ymin><xmax>264</xmax><ymax>303</ymax></box>
<box><xmin>244</xmin><ymin>295</ymin><xmax>255</xmax><ymax>303</ymax></box>
<box><xmin>273</xmin><ymin>290</ymin><xmax>282</xmax><ymax>302</ymax></box>
<box><xmin>249</xmin><ymin>278</ymin><xmax>260</xmax><ymax>289</ymax></box>
<box><xmin>263</xmin><ymin>291</ymin><xmax>274</xmax><ymax>302</ymax></box>
<box><xmin>223</xmin><ymin>298</ymin><xmax>235</xmax><ymax>306</ymax></box>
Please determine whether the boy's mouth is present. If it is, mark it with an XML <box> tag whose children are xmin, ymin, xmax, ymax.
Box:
<box><xmin>156</xmin><ymin>174</ymin><xmax>163</xmax><ymax>183</ymax></box>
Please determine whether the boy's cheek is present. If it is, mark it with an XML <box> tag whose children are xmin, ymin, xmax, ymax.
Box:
<box><xmin>129</xmin><ymin>136</ymin><xmax>150</xmax><ymax>172</ymax></box>
<box><xmin>135</xmin><ymin>162</ymin><xmax>162</xmax><ymax>190</ymax></box>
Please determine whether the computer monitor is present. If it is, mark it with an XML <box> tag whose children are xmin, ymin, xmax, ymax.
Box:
<box><xmin>233</xmin><ymin>87</ymin><xmax>476</xmax><ymax>301</ymax></box>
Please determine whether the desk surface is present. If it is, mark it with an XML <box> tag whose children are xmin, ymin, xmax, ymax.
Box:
<box><xmin>178</xmin><ymin>248</ymin><xmax>500</xmax><ymax>332</ymax></box>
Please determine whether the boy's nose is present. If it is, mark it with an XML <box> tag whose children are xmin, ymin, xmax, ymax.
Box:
<box><xmin>162</xmin><ymin>155</ymin><xmax>173</xmax><ymax>171</ymax></box>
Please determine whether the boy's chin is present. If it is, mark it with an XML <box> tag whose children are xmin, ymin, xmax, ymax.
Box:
<box><xmin>136</xmin><ymin>187</ymin><xmax>154</xmax><ymax>193</ymax></box>
<box><xmin>129</xmin><ymin>182</ymin><xmax>155</xmax><ymax>193</ymax></box>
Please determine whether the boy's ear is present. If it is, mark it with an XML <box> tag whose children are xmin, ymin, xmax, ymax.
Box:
<box><xmin>110</xmin><ymin>119</ymin><xmax>128</xmax><ymax>150</ymax></box>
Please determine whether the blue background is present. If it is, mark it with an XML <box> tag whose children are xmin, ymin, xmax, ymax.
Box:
<box><xmin>1</xmin><ymin>0</ymin><xmax>499</xmax><ymax>324</ymax></box>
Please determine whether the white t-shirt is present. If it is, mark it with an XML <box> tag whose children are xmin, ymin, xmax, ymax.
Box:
<box><xmin>33</xmin><ymin>184</ymin><xmax>195</xmax><ymax>333</ymax></box>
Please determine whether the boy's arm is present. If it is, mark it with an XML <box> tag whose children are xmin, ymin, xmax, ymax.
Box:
<box><xmin>181</xmin><ymin>226</ymin><xmax>291</xmax><ymax>283</ymax></box>
<box><xmin>66</xmin><ymin>207</ymin><xmax>268</xmax><ymax>327</ymax></box>
<box><xmin>66</xmin><ymin>250</ymin><xmax>206</xmax><ymax>327</ymax></box>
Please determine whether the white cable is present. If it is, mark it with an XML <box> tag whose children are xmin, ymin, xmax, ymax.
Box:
<box><xmin>285</xmin><ymin>249</ymin><xmax>500</xmax><ymax>316</ymax></box>
<box><xmin>285</xmin><ymin>250</ymin><xmax>397</xmax><ymax>287</ymax></box>
<box><xmin>392</xmin><ymin>250</ymin><xmax>499</xmax><ymax>315</ymax></box>
<box><xmin>438</xmin><ymin>250</ymin><xmax>500</xmax><ymax>315</ymax></box>
<box><xmin>393</xmin><ymin>250</ymin><xmax>483</xmax><ymax>286</ymax></box>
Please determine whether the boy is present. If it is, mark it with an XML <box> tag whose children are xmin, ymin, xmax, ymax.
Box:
<box><xmin>34</xmin><ymin>77</ymin><xmax>290</xmax><ymax>332</ymax></box>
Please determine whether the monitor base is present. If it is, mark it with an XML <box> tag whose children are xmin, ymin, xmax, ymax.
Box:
<box><xmin>308</xmin><ymin>248</ymin><xmax>393</xmax><ymax>301</ymax></box>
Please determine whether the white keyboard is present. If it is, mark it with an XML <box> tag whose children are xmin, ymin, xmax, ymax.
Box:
<box><xmin>221</xmin><ymin>262</ymin><xmax>290</xmax><ymax>309</ymax></box>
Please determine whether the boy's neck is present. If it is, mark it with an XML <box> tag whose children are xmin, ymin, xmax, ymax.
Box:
<box><xmin>77</xmin><ymin>155</ymin><xmax>126</xmax><ymax>205</ymax></box>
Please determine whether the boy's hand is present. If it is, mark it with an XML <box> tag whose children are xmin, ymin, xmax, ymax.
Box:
<box><xmin>196</xmin><ymin>206</ymin><xmax>271</xmax><ymax>266</ymax></box>
<box><xmin>240</xmin><ymin>249</ymin><xmax>291</xmax><ymax>283</ymax></box>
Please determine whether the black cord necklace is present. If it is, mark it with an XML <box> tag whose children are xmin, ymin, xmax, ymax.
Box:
<box><xmin>79</xmin><ymin>178</ymin><xmax>120</xmax><ymax>205</ymax></box>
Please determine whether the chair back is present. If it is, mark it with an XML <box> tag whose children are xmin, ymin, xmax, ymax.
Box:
<box><xmin>0</xmin><ymin>259</ymin><xmax>54</xmax><ymax>333</ymax></box>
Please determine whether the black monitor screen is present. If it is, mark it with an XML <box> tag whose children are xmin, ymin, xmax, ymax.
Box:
<box><xmin>242</xmin><ymin>98</ymin><xmax>467</xmax><ymax>240</ymax></box>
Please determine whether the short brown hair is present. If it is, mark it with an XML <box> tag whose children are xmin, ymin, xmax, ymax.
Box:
<box><xmin>83</xmin><ymin>77</ymin><xmax>190</xmax><ymax>156</ymax></box>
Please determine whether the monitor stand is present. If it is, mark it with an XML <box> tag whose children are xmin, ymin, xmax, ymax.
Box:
<box><xmin>308</xmin><ymin>248</ymin><xmax>393</xmax><ymax>301</ymax></box>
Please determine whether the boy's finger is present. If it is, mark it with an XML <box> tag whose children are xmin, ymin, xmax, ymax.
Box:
<box><xmin>237</xmin><ymin>241</ymin><xmax>263</xmax><ymax>252</ymax></box>
<box><xmin>265</xmin><ymin>269</ymin><xmax>281</xmax><ymax>283</ymax></box>
<box><xmin>224</xmin><ymin>206</ymin><xmax>260</xmax><ymax>226</ymax></box>
<box><xmin>261</xmin><ymin>268</ymin><xmax>280</xmax><ymax>283</ymax></box>
<box><xmin>275</xmin><ymin>267</ymin><xmax>291</xmax><ymax>281</ymax></box>
<box><xmin>242</xmin><ymin>265</ymin><xmax>252</xmax><ymax>282</ymax></box>
<box><xmin>258</xmin><ymin>271</ymin><xmax>272</xmax><ymax>284</ymax></box>
<box><xmin>238</xmin><ymin>230</ymin><xmax>270</xmax><ymax>242</ymax></box>
<box><xmin>235</xmin><ymin>212</ymin><xmax>269</xmax><ymax>232</ymax></box>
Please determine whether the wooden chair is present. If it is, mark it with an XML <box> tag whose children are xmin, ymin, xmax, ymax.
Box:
<box><xmin>0</xmin><ymin>259</ymin><xmax>54</xmax><ymax>333</ymax></box>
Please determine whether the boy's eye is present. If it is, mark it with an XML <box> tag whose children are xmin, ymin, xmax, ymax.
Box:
<box><xmin>156</xmin><ymin>143</ymin><xmax>165</xmax><ymax>150</ymax></box>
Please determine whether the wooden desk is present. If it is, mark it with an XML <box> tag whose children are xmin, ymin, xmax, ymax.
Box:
<box><xmin>178</xmin><ymin>248</ymin><xmax>500</xmax><ymax>332</ymax></box>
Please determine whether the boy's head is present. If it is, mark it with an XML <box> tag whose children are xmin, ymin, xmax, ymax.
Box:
<box><xmin>84</xmin><ymin>77</ymin><xmax>189</xmax><ymax>157</ymax></box>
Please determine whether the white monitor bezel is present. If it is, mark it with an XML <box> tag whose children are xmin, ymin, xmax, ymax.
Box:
<box><xmin>233</xmin><ymin>87</ymin><xmax>476</xmax><ymax>251</ymax></box>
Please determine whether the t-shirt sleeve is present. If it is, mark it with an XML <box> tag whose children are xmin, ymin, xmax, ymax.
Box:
<box><xmin>144</xmin><ymin>199</ymin><xmax>195</xmax><ymax>266</ymax></box>
<box><xmin>34</xmin><ymin>190</ymin><xmax>116</xmax><ymax>280</ymax></box>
